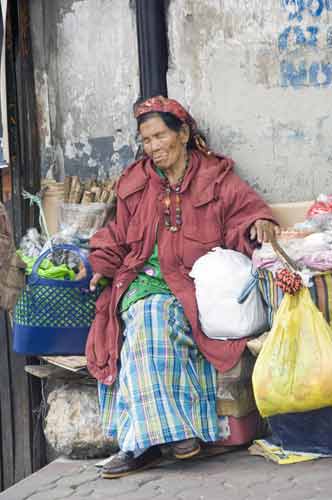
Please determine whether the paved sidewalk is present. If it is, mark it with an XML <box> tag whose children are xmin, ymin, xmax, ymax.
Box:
<box><xmin>1</xmin><ymin>449</ymin><xmax>331</xmax><ymax>500</ymax></box>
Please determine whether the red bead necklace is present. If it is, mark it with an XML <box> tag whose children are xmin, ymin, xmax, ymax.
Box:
<box><xmin>162</xmin><ymin>160</ymin><xmax>188</xmax><ymax>232</ymax></box>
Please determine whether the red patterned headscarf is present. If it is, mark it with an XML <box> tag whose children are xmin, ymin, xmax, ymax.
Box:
<box><xmin>134</xmin><ymin>96</ymin><xmax>211</xmax><ymax>155</ymax></box>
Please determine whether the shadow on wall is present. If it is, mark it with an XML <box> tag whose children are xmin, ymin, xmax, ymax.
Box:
<box><xmin>42</xmin><ymin>137</ymin><xmax>136</xmax><ymax>181</ymax></box>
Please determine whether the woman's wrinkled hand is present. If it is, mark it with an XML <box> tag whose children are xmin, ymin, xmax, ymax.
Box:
<box><xmin>250</xmin><ymin>219</ymin><xmax>280</xmax><ymax>244</ymax></box>
<box><xmin>90</xmin><ymin>272</ymin><xmax>103</xmax><ymax>291</ymax></box>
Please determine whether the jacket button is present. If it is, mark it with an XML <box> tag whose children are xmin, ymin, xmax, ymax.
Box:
<box><xmin>116</xmin><ymin>282</ymin><xmax>123</xmax><ymax>288</ymax></box>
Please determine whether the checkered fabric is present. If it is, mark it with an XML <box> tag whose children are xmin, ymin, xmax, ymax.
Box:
<box><xmin>98</xmin><ymin>294</ymin><xmax>219</xmax><ymax>453</ymax></box>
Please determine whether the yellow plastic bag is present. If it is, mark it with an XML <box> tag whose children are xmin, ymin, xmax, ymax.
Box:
<box><xmin>252</xmin><ymin>287</ymin><xmax>332</xmax><ymax>417</ymax></box>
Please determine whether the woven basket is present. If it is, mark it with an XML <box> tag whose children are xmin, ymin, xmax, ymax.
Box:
<box><xmin>13</xmin><ymin>244</ymin><xmax>101</xmax><ymax>355</ymax></box>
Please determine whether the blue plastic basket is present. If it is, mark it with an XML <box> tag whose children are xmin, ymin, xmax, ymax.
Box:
<box><xmin>13</xmin><ymin>244</ymin><xmax>101</xmax><ymax>355</ymax></box>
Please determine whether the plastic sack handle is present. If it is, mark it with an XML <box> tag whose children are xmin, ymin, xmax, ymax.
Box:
<box><xmin>30</xmin><ymin>244</ymin><xmax>93</xmax><ymax>289</ymax></box>
<box><xmin>270</xmin><ymin>233</ymin><xmax>299</xmax><ymax>273</ymax></box>
<box><xmin>237</xmin><ymin>271</ymin><xmax>259</xmax><ymax>304</ymax></box>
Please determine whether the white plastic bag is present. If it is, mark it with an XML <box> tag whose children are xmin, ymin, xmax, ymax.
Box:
<box><xmin>189</xmin><ymin>247</ymin><xmax>268</xmax><ymax>339</ymax></box>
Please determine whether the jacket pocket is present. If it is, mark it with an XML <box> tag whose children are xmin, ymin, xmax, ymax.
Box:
<box><xmin>125</xmin><ymin>220</ymin><xmax>144</xmax><ymax>244</ymax></box>
<box><xmin>123</xmin><ymin>222</ymin><xmax>145</xmax><ymax>267</ymax></box>
<box><xmin>182</xmin><ymin>224</ymin><xmax>221</xmax><ymax>269</ymax></box>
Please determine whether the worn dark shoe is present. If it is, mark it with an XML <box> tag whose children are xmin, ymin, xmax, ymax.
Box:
<box><xmin>101</xmin><ymin>447</ymin><xmax>162</xmax><ymax>479</ymax></box>
<box><xmin>172</xmin><ymin>438</ymin><xmax>201</xmax><ymax>459</ymax></box>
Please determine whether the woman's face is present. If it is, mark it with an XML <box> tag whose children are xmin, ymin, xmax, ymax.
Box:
<box><xmin>139</xmin><ymin>115</ymin><xmax>189</xmax><ymax>172</ymax></box>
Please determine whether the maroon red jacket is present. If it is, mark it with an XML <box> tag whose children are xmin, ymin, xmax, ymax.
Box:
<box><xmin>86</xmin><ymin>150</ymin><xmax>275</xmax><ymax>384</ymax></box>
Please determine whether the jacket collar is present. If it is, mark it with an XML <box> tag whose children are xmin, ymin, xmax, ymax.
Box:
<box><xmin>117</xmin><ymin>151</ymin><xmax>233</xmax><ymax>200</ymax></box>
<box><xmin>117</xmin><ymin>159</ymin><xmax>149</xmax><ymax>199</ymax></box>
<box><xmin>146</xmin><ymin>151</ymin><xmax>200</xmax><ymax>193</ymax></box>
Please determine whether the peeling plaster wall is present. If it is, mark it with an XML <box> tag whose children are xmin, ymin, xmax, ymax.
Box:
<box><xmin>167</xmin><ymin>0</ymin><xmax>332</xmax><ymax>202</ymax></box>
<box><xmin>30</xmin><ymin>0</ymin><xmax>139</xmax><ymax>180</ymax></box>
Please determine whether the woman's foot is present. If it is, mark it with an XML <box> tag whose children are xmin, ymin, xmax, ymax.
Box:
<box><xmin>172</xmin><ymin>438</ymin><xmax>201</xmax><ymax>459</ymax></box>
<box><xmin>101</xmin><ymin>447</ymin><xmax>162</xmax><ymax>479</ymax></box>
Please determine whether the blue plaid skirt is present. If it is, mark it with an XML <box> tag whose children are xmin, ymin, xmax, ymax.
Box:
<box><xmin>98</xmin><ymin>294</ymin><xmax>219</xmax><ymax>453</ymax></box>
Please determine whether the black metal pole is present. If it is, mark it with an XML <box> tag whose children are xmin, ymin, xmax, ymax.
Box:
<box><xmin>136</xmin><ymin>0</ymin><xmax>168</xmax><ymax>99</ymax></box>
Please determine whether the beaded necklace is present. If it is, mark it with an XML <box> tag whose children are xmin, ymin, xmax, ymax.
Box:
<box><xmin>162</xmin><ymin>158</ymin><xmax>188</xmax><ymax>233</ymax></box>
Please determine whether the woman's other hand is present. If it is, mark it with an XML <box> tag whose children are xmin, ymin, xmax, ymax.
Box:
<box><xmin>250</xmin><ymin>219</ymin><xmax>280</xmax><ymax>244</ymax></box>
<box><xmin>90</xmin><ymin>272</ymin><xmax>103</xmax><ymax>291</ymax></box>
<box><xmin>75</xmin><ymin>262</ymin><xmax>87</xmax><ymax>281</ymax></box>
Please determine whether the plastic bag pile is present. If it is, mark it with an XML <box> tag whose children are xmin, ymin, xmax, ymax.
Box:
<box><xmin>253</xmin><ymin>194</ymin><xmax>332</xmax><ymax>275</ymax></box>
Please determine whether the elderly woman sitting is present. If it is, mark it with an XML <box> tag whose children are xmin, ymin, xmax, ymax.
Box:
<box><xmin>86</xmin><ymin>96</ymin><xmax>278</xmax><ymax>479</ymax></box>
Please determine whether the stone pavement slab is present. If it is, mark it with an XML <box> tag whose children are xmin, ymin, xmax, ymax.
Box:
<box><xmin>0</xmin><ymin>450</ymin><xmax>331</xmax><ymax>500</ymax></box>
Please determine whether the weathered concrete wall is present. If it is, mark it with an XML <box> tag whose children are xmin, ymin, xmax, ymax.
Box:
<box><xmin>167</xmin><ymin>0</ymin><xmax>332</xmax><ymax>202</ymax></box>
<box><xmin>30</xmin><ymin>0</ymin><xmax>139</xmax><ymax>180</ymax></box>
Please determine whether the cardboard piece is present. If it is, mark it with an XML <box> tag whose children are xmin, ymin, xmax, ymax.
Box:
<box><xmin>217</xmin><ymin>381</ymin><xmax>257</xmax><ymax>418</ymax></box>
<box><xmin>40</xmin><ymin>356</ymin><xmax>87</xmax><ymax>372</ymax></box>
<box><xmin>249</xmin><ymin>439</ymin><xmax>329</xmax><ymax>464</ymax></box>
<box><xmin>269</xmin><ymin>201</ymin><xmax>314</xmax><ymax>229</ymax></box>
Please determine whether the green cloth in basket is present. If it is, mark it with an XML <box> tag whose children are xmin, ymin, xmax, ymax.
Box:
<box><xmin>17</xmin><ymin>250</ymin><xmax>76</xmax><ymax>280</ymax></box>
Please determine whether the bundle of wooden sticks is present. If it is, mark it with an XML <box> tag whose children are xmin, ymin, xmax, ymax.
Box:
<box><xmin>64</xmin><ymin>176</ymin><xmax>117</xmax><ymax>205</ymax></box>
